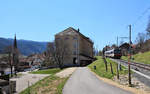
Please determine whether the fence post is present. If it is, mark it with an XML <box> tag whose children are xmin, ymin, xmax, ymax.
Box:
<box><xmin>116</xmin><ymin>63</ymin><xmax>119</xmax><ymax>79</ymax></box>
<box><xmin>28</xmin><ymin>81</ymin><xmax>30</xmax><ymax>94</ymax></box>
<box><xmin>103</xmin><ymin>58</ymin><xmax>108</xmax><ymax>72</ymax></box>
<box><xmin>110</xmin><ymin>62</ymin><xmax>113</xmax><ymax>74</ymax></box>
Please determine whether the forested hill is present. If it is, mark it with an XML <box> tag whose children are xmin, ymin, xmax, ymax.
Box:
<box><xmin>0</xmin><ymin>37</ymin><xmax>48</xmax><ymax>56</ymax></box>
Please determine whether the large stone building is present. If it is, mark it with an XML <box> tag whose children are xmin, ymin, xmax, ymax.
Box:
<box><xmin>55</xmin><ymin>27</ymin><xmax>94</xmax><ymax>66</ymax></box>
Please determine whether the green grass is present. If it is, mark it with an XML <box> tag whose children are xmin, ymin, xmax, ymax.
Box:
<box><xmin>30</xmin><ymin>68</ymin><xmax>61</xmax><ymax>75</ymax></box>
<box><xmin>88</xmin><ymin>56</ymin><xmax>128</xmax><ymax>79</ymax></box>
<box><xmin>20</xmin><ymin>75</ymin><xmax>58</xmax><ymax>94</ymax></box>
<box><xmin>20</xmin><ymin>68</ymin><xmax>69</xmax><ymax>94</ymax></box>
<box><xmin>57</xmin><ymin>76</ymin><xmax>70</xmax><ymax>94</ymax></box>
<box><xmin>122</xmin><ymin>51</ymin><xmax>150</xmax><ymax>65</ymax></box>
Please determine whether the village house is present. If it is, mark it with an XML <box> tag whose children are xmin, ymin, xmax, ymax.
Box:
<box><xmin>119</xmin><ymin>42</ymin><xmax>135</xmax><ymax>56</ymax></box>
<box><xmin>55</xmin><ymin>27</ymin><xmax>94</xmax><ymax>66</ymax></box>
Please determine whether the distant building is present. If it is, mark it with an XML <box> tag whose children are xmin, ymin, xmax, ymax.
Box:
<box><xmin>119</xmin><ymin>43</ymin><xmax>135</xmax><ymax>56</ymax></box>
<box><xmin>55</xmin><ymin>27</ymin><xmax>94</xmax><ymax>66</ymax></box>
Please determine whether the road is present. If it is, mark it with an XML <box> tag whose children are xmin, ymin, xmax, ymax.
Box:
<box><xmin>63</xmin><ymin>67</ymin><xmax>133</xmax><ymax>94</ymax></box>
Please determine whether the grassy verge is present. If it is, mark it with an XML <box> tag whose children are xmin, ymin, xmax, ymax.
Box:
<box><xmin>122</xmin><ymin>51</ymin><xmax>150</xmax><ymax>65</ymax></box>
<box><xmin>30</xmin><ymin>68</ymin><xmax>61</xmax><ymax>75</ymax></box>
<box><xmin>88</xmin><ymin>56</ymin><xmax>128</xmax><ymax>79</ymax></box>
<box><xmin>20</xmin><ymin>68</ymin><xmax>69</xmax><ymax>94</ymax></box>
<box><xmin>57</xmin><ymin>76</ymin><xmax>70</xmax><ymax>94</ymax></box>
<box><xmin>20</xmin><ymin>75</ymin><xmax>68</xmax><ymax>94</ymax></box>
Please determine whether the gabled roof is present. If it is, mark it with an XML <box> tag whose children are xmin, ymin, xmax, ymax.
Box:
<box><xmin>55</xmin><ymin>27</ymin><xmax>93</xmax><ymax>44</ymax></box>
<box><xmin>55</xmin><ymin>27</ymin><xmax>78</xmax><ymax>36</ymax></box>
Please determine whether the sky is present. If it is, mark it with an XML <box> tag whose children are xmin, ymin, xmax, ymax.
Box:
<box><xmin>0</xmin><ymin>0</ymin><xmax>150</xmax><ymax>50</ymax></box>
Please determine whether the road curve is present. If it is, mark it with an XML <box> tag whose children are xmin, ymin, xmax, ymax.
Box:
<box><xmin>63</xmin><ymin>67</ymin><xmax>133</xmax><ymax>94</ymax></box>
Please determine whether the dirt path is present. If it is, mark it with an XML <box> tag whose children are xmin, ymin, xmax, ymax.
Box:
<box><xmin>55</xmin><ymin>67</ymin><xmax>77</xmax><ymax>78</ymax></box>
<box><xmin>10</xmin><ymin>72</ymin><xmax>49</xmax><ymax>94</ymax></box>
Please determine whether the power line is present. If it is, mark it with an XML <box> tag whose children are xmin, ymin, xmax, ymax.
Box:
<box><xmin>133</xmin><ymin>6</ymin><xmax>150</xmax><ymax>26</ymax></box>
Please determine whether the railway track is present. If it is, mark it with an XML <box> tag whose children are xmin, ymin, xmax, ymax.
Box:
<box><xmin>110</xmin><ymin>58</ymin><xmax>150</xmax><ymax>86</ymax></box>
<box><xmin>118</xmin><ymin>59</ymin><xmax>150</xmax><ymax>71</ymax></box>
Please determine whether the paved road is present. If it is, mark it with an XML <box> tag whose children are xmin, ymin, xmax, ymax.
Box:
<box><xmin>63</xmin><ymin>67</ymin><xmax>133</xmax><ymax>94</ymax></box>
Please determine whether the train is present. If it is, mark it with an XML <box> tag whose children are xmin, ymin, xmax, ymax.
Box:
<box><xmin>104</xmin><ymin>48</ymin><xmax>122</xmax><ymax>59</ymax></box>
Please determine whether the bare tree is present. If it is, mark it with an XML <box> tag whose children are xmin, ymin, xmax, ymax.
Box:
<box><xmin>46</xmin><ymin>39</ymin><xmax>69</xmax><ymax>69</ymax></box>
<box><xmin>4</xmin><ymin>46</ymin><xmax>13</xmax><ymax>77</ymax></box>
<box><xmin>135</xmin><ymin>32</ymin><xmax>146</xmax><ymax>48</ymax></box>
<box><xmin>146</xmin><ymin>17</ymin><xmax>150</xmax><ymax>38</ymax></box>
<box><xmin>45</xmin><ymin>42</ymin><xmax>55</xmax><ymax>65</ymax></box>
<box><xmin>54</xmin><ymin>39</ymin><xmax>70</xmax><ymax>69</ymax></box>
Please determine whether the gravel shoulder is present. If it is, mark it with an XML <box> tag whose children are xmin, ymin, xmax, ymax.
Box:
<box><xmin>55</xmin><ymin>67</ymin><xmax>77</xmax><ymax>78</ymax></box>
<box><xmin>10</xmin><ymin>72</ymin><xmax>49</xmax><ymax>94</ymax></box>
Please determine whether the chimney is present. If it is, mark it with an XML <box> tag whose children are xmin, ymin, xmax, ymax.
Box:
<box><xmin>77</xmin><ymin>28</ymin><xmax>80</xmax><ymax>32</ymax></box>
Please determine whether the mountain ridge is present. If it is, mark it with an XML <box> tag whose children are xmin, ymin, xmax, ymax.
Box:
<box><xmin>0</xmin><ymin>37</ymin><xmax>48</xmax><ymax>56</ymax></box>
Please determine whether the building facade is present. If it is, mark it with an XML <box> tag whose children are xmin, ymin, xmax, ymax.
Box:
<box><xmin>55</xmin><ymin>27</ymin><xmax>94</xmax><ymax>66</ymax></box>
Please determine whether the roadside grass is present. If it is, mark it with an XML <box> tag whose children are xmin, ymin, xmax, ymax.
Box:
<box><xmin>57</xmin><ymin>76</ymin><xmax>70</xmax><ymax>94</ymax></box>
<box><xmin>122</xmin><ymin>51</ymin><xmax>150</xmax><ymax>65</ymax></box>
<box><xmin>88</xmin><ymin>56</ymin><xmax>128</xmax><ymax>79</ymax></box>
<box><xmin>20</xmin><ymin>68</ymin><xmax>69</xmax><ymax>94</ymax></box>
<box><xmin>30</xmin><ymin>68</ymin><xmax>61</xmax><ymax>75</ymax></box>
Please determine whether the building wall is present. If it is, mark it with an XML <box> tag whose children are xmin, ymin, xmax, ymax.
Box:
<box><xmin>55</xmin><ymin>31</ymin><xmax>78</xmax><ymax>66</ymax></box>
<box><xmin>79</xmin><ymin>36</ymin><xmax>93</xmax><ymax>58</ymax></box>
<box><xmin>55</xmin><ymin>28</ymin><xmax>93</xmax><ymax>66</ymax></box>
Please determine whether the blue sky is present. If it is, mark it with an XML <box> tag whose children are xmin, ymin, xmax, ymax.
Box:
<box><xmin>0</xmin><ymin>0</ymin><xmax>150</xmax><ymax>50</ymax></box>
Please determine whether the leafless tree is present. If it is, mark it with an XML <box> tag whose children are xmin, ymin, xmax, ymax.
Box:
<box><xmin>4</xmin><ymin>46</ymin><xmax>13</xmax><ymax>77</ymax></box>
<box><xmin>45</xmin><ymin>42</ymin><xmax>55</xmax><ymax>64</ymax></box>
<box><xmin>146</xmin><ymin>17</ymin><xmax>150</xmax><ymax>38</ymax></box>
<box><xmin>46</xmin><ymin>39</ymin><xmax>70</xmax><ymax>69</ymax></box>
<box><xmin>135</xmin><ymin>32</ymin><xmax>146</xmax><ymax>48</ymax></box>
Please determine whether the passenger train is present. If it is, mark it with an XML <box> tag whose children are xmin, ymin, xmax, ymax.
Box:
<box><xmin>104</xmin><ymin>48</ymin><xmax>122</xmax><ymax>59</ymax></box>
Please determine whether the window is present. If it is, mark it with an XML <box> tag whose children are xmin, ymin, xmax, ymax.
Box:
<box><xmin>65</xmin><ymin>37</ymin><xmax>69</xmax><ymax>40</ymax></box>
<box><xmin>73</xmin><ymin>37</ymin><xmax>77</xmax><ymax>40</ymax></box>
<box><xmin>73</xmin><ymin>43</ymin><xmax>77</xmax><ymax>48</ymax></box>
<box><xmin>73</xmin><ymin>50</ymin><xmax>77</xmax><ymax>55</ymax></box>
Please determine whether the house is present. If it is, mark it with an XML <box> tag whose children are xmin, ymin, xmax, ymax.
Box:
<box><xmin>55</xmin><ymin>27</ymin><xmax>94</xmax><ymax>66</ymax></box>
<box><xmin>119</xmin><ymin>43</ymin><xmax>135</xmax><ymax>56</ymax></box>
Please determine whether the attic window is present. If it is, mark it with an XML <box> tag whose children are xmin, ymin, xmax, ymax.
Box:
<box><xmin>60</xmin><ymin>33</ymin><xmax>63</xmax><ymax>36</ymax></box>
<box><xmin>73</xmin><ymin>37</ymin><xmax>77</xmax><ymax>40</ymax></box>
<box><xmin>65</xmin><ymin>37</ymin><xmax>69</xmax><ymax>40</ymax></box>
<box><xmin>67</xmin><ymin>32</ymin><xmax>72</xmax><ymax>35</ymax></box>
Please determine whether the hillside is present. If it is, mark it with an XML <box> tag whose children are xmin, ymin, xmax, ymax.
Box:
<box><xmin>0</xmin><ymin>37</ymin><xmax>48</xmax><ymax>56</ymax></box>
<box><xmin>122</xmin><ymin>51</ymin><xmax>150</xmax><ymax>65</ymax></box>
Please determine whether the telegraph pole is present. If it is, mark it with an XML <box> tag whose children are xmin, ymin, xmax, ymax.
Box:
<box><xmin>128</xmin><ymin>25</ymin><xmax>132</xmax><ymax>86</ymax></box>
<box><xmin>117</xmin><ymin>36</ymin><xmax>118</xmax><ymax>47</ymax></box>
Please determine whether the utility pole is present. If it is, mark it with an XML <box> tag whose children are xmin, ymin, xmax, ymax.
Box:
<box><xmin>116</xmin><ymin>36</ymin><xmax>119</xmax><ymax>79</ymax></box>
<box><xmin>128</xmin><ymin>25</ymin><xmax>132</xmax><ymax>86</ymax></box>
<box><xmin>117</xmin><ymin>36</ymin><xmax>118</xmax><ymax>47</ymax></box>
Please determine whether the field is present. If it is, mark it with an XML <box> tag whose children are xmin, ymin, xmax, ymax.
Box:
<box><xmin>122</xmin><ymin>51</ymin><xmax>150</xmax><ymax>65</ymax></box>
<box><xmin>88</xmin><ymin>56</ymin><xmax>128</xmax><ymax>79</ymax></box>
